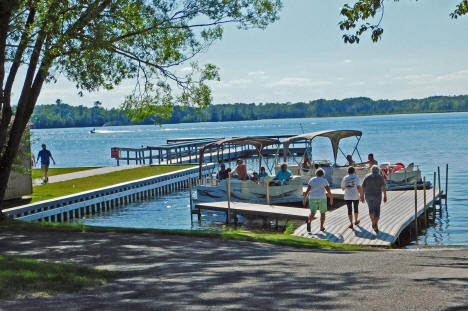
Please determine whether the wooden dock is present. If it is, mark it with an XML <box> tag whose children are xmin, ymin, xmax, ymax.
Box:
<box><xmin>112</xmin><ymin>136</ymin><xmax>308</xmax><ymax>165</ymax></box>
<box><xmin>194</xmin><ymin>189</ymin><xmax>442</xmax><ymax>246</ymax></box>
<box><xmin>195</xmin><ymin>201</ymin><xmax>310</xmax><ymax>220</ymax></box>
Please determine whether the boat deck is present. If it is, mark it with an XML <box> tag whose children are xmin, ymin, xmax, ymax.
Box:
<box><xmin>195</xmin><ymin>189</ymin><xmax>442</xmax><ymax>246</ymax></box>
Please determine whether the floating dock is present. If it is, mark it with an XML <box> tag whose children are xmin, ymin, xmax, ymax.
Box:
<box><xmin>194</xmin><ymin>189</ymin><xmax>442</xmax><ymax>246</ymax></box>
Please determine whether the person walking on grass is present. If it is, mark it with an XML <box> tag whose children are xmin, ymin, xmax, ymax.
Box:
<box><xmin>303</xmin><ymin>168</ymin><xmax>333</xmax><ymax>232</ymax></box>
<box><xmin>36</xmin><ymin>144</ymin><xmax>55</xmax><ymax>183</ymax></box>
<box><xmin>362</xmin><ymin>165</ymin><xmax>387</xmax><ymax>234</ymax></box>
<box><xmin>341</xmin><ymin>166</ymin><xmax>365</xmax><ymax>229</ymax></box>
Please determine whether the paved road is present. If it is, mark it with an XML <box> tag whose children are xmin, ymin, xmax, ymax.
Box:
<box><xmin>33</xmin><ymin>165</ymin><xmax>143</xmax><ymax>185</ymax></box>
<box><xmin>0</xmin><ymin>231</ymin><xmax>467</xmax><ymax>310</ymax></box>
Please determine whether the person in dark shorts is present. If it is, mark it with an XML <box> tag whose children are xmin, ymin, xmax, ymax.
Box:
<box><xmin>362</xmin><ymin>165</ymin><xmax>387</xmax><ymax>234</ymax></box>
<box><xmin>341</xmin><ymin>166</ymin><xmax>365</xmax><ymax>229</ymax></box>
<box><xmin>36</xmin><ymin>144</ymin><xmax>56</xmax><ymax>183</ymax></box>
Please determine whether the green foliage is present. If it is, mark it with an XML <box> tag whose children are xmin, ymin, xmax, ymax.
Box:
<box><xmin>283</xmin><ymin>222</ymin><xmax>296</xmax><ymax>235</ymax></box>
<box><xmin>0</xmin><ymin>255</ymin><xmax>113</xmax><ymax>300</ymax></box>
<box><xmin>451</xmin><ymin>0</ymin><xmax>468</xmax><ymax>19</ymax></box>
<box><xmin>4</xmin><ymin>0</ymin><xmax>282</xmax><ymax>120</ymax></box>
<box><xmin>339</xmin><ymin>0</ymin><xmax>467</xmax><ymax>43</ymax></box>
<box><xmin>29</xmin><ymin>95</ymin><xmax>468</xmax><ymax>128</ymax></box>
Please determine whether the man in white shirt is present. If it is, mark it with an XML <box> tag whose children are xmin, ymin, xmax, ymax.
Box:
<box><xmin>303</xmin><ymin>168</ymin><xmax>334</xmax><ymax>232</ymax></box>
<box><xmin>341</xmin><ymin>166</ymin><xmax>365</xmax><ymax>229</ymax></box>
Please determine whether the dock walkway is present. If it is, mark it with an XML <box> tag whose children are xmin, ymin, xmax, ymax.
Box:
<box><xmin>32</xmin><ymin>165</ymin><xmax>143</xmax><ymax>185</ymax></box>
<box><xmin>195</xmin><ymin>189</ymin><xmax>442</xmax><ymax>246</ymax></box>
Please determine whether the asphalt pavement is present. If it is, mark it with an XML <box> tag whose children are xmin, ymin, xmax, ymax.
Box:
<box><xmin>0</xmin><ymin>231</ymin><xmax>467</xmax><ymax>310</ymax></box>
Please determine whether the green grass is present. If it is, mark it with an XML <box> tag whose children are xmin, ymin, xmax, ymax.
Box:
<box><xmin>0</xmin><ymin>219</ymin><xmax>364</xmax><ymax>250</ymax></box>
<box><xmin>29</xmin><ymin>165</ymin><xmax>194</xmax><ymax>203</ymax></box>
<box><xmin>0</xmin><ymin>255</ymin><xmax>113</xmax><ymax>300</ymax></box>
<box><xmin>32</xmin><ymin>167</ymin><xmax>100</xmax><ymax>180</ymax></box>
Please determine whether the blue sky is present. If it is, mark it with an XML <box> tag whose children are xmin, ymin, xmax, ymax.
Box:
<box><xmin>34</xmin><ymin>0</ymin><xmax>468</xmax><ymax>108</ymax></box>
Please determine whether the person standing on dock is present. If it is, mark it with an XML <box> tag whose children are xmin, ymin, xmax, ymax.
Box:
<box><xmin>362</xmin><ymin>165</ymin><xmax>387</xmax><ymax>234</ymax></box>
<box><xmin>303</xmin><ymin>168</ymin><xmax>334</xmax><ymax>232</ymax></box>
<box><xmin>36</xmin><ymin>144</ymin><xmax>56</xmax><ymax>183</ymax></box>
<box><xmin>341</xmin><ymin>166</ymin><xmax>365</xmax><ymax>229</ymax></box>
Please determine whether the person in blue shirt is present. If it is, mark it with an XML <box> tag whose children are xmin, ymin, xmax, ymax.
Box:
<box><xmin>270</xmin><ymin>163</ymin><xmax>292</xmax><ymax>186</ymax></box>
<box><xmin>36</xmin><ymin>144</ymin><xmax>56</xmax><ymax>183</ymax></box>
<box><xmin>258</xmin><ymin>167</ymin><xmax>268</xmax><ymax>178</ymax></box>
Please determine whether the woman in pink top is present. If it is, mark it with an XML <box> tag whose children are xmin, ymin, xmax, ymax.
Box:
<box><xmin>230</xmin><ymin>159</ymin><xmax>248</xmax><ymax>180</ymax></box>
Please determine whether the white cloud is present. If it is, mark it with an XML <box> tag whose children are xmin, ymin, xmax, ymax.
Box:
<box><xmin>350</xmin><ymin>81</ymin><xmax>365</xmax><ymax>86</ymax></box>
<box><xmin>247</xmin><ymin>71</ymin><xmax>265</xmax><ymax>76</ymax></box>
<box><xmin>343</xmin><ymin>59</ymin><xmax>352</xmax><ymax>64</ymax></box>
<box><xmin>266</xmin><ymin>77</ymin><xmax>330</xmax><ymax>87</ymax></box>
<box><xmin>395</xmin><ymin>74</ymin><xmax>434</xmax><ymax>80</ymax></box>
<box><xmin>336</xmin><ymin>77</ymin><xmax>344</xmax><ymax>81</ymax></box>
<box><xmin>435</xmin><ymin>69</ymin><xmax>468</xmax><ymax>82</ymax></box>
<box><xmin>208</xmin><ymin>79</ymin><xmax>252</xmax><ymax>89</ymax></box>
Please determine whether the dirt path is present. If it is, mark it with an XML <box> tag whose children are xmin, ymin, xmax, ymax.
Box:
<box><xmin>0</xmin><ymin>231</ymin><xmax>467</xmax><ymax>310</ymax></box>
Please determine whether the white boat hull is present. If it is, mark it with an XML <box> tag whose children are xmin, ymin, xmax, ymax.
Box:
<box><xmin>196</xmin><ymin>178</ymin><xmax>304</xmax><ymax>204</ymax></box>
<box><xmin>280</xmin><ymin>164</ymin><xmax>422</xmax><ymax>189</ymax></box>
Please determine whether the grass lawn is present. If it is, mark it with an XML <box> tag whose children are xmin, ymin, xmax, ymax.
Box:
<box><xmin>31</xmin><ymin>167</ymin><xmax>100</xmax><ymax>180</ymax></box>
<box><xmin>0</xmin><ymin>219</ymin><xmax>364</xmax><ymax>251</ymax></box>
<box><xmin>29</xmin><ymin>165</ymin><xmax>194</xmax><ymax>204</ymax></box>
<box><xmin>0</xmin><ymin>255</ymin><xmax>113</xmax><ymax>300</ymax></box>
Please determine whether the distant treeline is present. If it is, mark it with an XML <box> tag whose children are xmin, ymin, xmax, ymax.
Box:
<box><xmin>30</xmin><ymin>95</ymin><xmax>468</xmax><ymax>129</ymax></box>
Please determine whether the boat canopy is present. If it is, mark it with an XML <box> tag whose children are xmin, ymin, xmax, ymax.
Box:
<box><xmin>283</xmin><ymin>130</ymin><xmax>362</xmax><ymax>163</ymax></box>
<box><xmin>199</xmin><ymin>137</ymin><xmax>280</xmax><ymax>177</ymax></box>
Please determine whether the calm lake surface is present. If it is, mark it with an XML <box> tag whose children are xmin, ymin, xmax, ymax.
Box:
<box><xmin>31</xmin><ymin>112</ymin><xmax>468</xmax><ymax>245</ymax></box>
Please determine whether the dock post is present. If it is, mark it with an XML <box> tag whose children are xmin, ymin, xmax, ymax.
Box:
<box><xmin>423</xmin><ymin>176</ymin><xmax>427</xmax><ymax>229</ymax></box>
<box><xmin>414</xmin><ymin>181</ymin><xmax>418</xmax><ymax>244</ymax></box>
<box><xmin>227</xmin><ymin>175</ymin><xmax>231</xmax><ymax>224</ymax></box>
<box><xmin>189</xmin><ymin>177</ymin><xmax>193</xmax><ymax>225</ymax></box>
<box><xmin>149</xmin><ymin>149</ymin><xmax>153</xmax><ymax>164</ymax></box>
<box><xmin>433</xmin><ymin>172</ymin><xmax>436</xmax><ymax>215</ymax></box>
<box><xmin>437</xmin><ymin>166</ymin><xmax>441</xmax><ymax>197</ymax></box>
<box><xmin>445</xmin><ymin>163</ymin><xmax>448</xmax><ymax>204</ymax></box>
<box><xmin>266</xmin><ymin>181</ymin><xmax>271</xmax><ymax>205</ymax></box>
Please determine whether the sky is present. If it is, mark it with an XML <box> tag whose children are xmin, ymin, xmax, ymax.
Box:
<box><xmin>30</xmin><ymin>0</ymin><xmax>468</xmax><ymax>108</ymax></box>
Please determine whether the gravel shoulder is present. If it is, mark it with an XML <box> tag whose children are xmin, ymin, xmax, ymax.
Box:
<box><xmin>1</xmin><ymin>231</ymin><xmax>467</xmax><ymax>310</ymax></box>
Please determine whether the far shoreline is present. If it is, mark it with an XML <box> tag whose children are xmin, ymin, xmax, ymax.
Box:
<box><xmin>30</xmin><ymin>109</ymin><xmax>468</xmax><ymax>131</ymax></box>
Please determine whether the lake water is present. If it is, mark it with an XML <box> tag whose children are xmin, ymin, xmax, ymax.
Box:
<box><xmin>31</xmin><ymin>112</ymin><xmax>468</xmax><ymax>245</ymax></box>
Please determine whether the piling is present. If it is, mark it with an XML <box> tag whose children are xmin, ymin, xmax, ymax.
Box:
<box><xmin>414</xmin><ymin>181</ymin><xmax>418</xmax><ymax>244</ymax></box>
<box><xmin>266</xmin><ymin>181</ymin><xmax>271</xmax><ymax>205</ymax></box>
<box><xmin>227</xmin><ymin>175</ymin><xmax>231</xmax><ymax>224</ymax></box>
<box><xmin>437</xmin><ymin>166</ymin><xmax>441</xmax><ymax>196</ymax></box>
<box><xmin>433</xmin><ymin>172</ymin><xmax>436</xmax><ymax>217</ymax></box>
<box><xmin>189</xmin><ymin>177</ymin><xmax>193</xmax><ymax>225</ymax></box>
<box><xmin>445</xmin><ymin>164</ymin><xmax>449</xmax><ymax>204</ymax></box>
<box><xmin>423</xmin><ymin>176</ymin><xmax>427</xmax><ymax>229</ymax></box>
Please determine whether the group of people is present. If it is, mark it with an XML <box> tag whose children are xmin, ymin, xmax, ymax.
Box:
<box><xmin>216</xmin><ymin>159</ymin><xmax>292</xmax><ymax>186</ymax></box>
<box><xmin>304</xmin><ymin>153</ymin><xmax>387</xmax><ymax>234</ymax></box>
